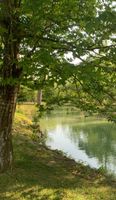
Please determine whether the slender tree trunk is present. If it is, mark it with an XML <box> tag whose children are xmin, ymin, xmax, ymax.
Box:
<box><xmin>37</xmin><ymin>90</ymin><xmax>42</xmax><ymax>105</ymax></box>
<box><xmin>0</xmin><ymin>85</ymin><xmax>19</xmax><ymax>172</ymax></box>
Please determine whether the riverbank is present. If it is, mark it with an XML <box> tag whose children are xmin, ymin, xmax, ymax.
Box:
<box><xmin>0</xmin><ymin>106</ymin><xmax>116</xmax><ymax>200</ymax></box>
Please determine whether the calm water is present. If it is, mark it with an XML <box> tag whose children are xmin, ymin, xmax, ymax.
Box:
<box><xmin>40</xmin><ymin>111</ymin><xmax>116</xmax><ymax>176</ymax></box>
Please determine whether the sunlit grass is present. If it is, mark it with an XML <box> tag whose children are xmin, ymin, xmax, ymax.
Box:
<box><xmin>16</xmin><ymin>104</ymin><xmax>37</xmax><ymax>119</ymax></box>
<box><xmin>15</xmin><ymin>112</ymin><xmax>32</xmax><ymax>124</ymax></box>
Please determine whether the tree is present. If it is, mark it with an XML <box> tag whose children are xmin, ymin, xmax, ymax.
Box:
<box><xmin>0</xmin><ymin>0</ymin><xmax>115</xmax><ymax>172</ymax></box>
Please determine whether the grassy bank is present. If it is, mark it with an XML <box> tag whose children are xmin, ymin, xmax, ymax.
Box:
<box><xmin>0</xmin><ymin>105</ymin><xmax>116</xmax><ymax>200</ymax></box>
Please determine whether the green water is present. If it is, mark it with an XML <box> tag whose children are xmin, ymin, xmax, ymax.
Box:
<box><xmin>40</xmin><ymin>111</ymin><xmax>116</xmax><ymax>175</ymax></box>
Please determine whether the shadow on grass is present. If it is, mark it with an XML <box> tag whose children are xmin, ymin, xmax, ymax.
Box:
<box><xmin>0</xmin><ymin>134</ymin><xmax>116</xmax><ymax>200</ymax></box>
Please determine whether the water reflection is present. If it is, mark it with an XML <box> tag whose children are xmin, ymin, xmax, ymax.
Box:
<box><xmin>69</xmin><ymin>123</ymin><xmax>116</xmax><ymax>173</ymax></box>
<box><xmin>40</xmin><ymin>114</ymin><xmax>116</xmax><ymax>175</ymax></box>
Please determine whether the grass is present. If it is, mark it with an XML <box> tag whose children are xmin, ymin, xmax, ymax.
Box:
<box><xmin>0</xmin><ymin>105</ymin><xmax>116</xmax><ymax>200</ymax></box>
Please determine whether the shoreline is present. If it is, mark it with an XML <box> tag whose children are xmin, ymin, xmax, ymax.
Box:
<box><xmin>0</xmin><ymin>107</ymin><xmax>115</xmax><ymax>200</ymax></box>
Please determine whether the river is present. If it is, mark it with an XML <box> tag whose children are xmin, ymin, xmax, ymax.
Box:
<box><xmin>40</xmin><ymin>110</ymin><xmax>116</xmax><ymax>176</ymax></box>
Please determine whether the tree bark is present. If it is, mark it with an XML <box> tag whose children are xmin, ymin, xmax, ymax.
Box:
<box><xmin>0</xmin><ymin>85</ymin><xmax>19</xmax><ymax>172</ymax></box>
<box><xmin>0</xmin><ymin>0</ymin><xmax>22</xmax><ymax>172</ymax></box>
<box><xmin>37</xmin><ymin>90</ymin><xmax>42</xmax><ymax>105</ymax></box>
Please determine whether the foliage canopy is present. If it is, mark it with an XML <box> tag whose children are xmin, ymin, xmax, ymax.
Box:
<box><xmin>0</xmin><ymin>0</ymin><xmax>116</xmax><ymax>120</ymax></box>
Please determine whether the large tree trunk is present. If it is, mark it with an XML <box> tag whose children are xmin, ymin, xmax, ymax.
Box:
<box><xmin>0</xmin><ymin>1</ymin><xmax>22</xmax><ymax>172</ymax></box>
<box><xmin>0</xmin><ymin>85</ymin><xmax>19</xmax><ymax>172</ymax></box>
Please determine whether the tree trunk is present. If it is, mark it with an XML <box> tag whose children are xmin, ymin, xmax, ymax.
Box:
<box><xmin>0</xmin><ymin>0</ymin><xmax>22</xmax><ymax>172</ymax></box>
<box><xmin>0</xmin><ymin>85</ymin><xmax>19</xmax><ymax>172</ymax></box>
<box><xmin>37</xmin><ymin>90</ymin><xmax>42</xmax><ymax>105</ymax></box>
